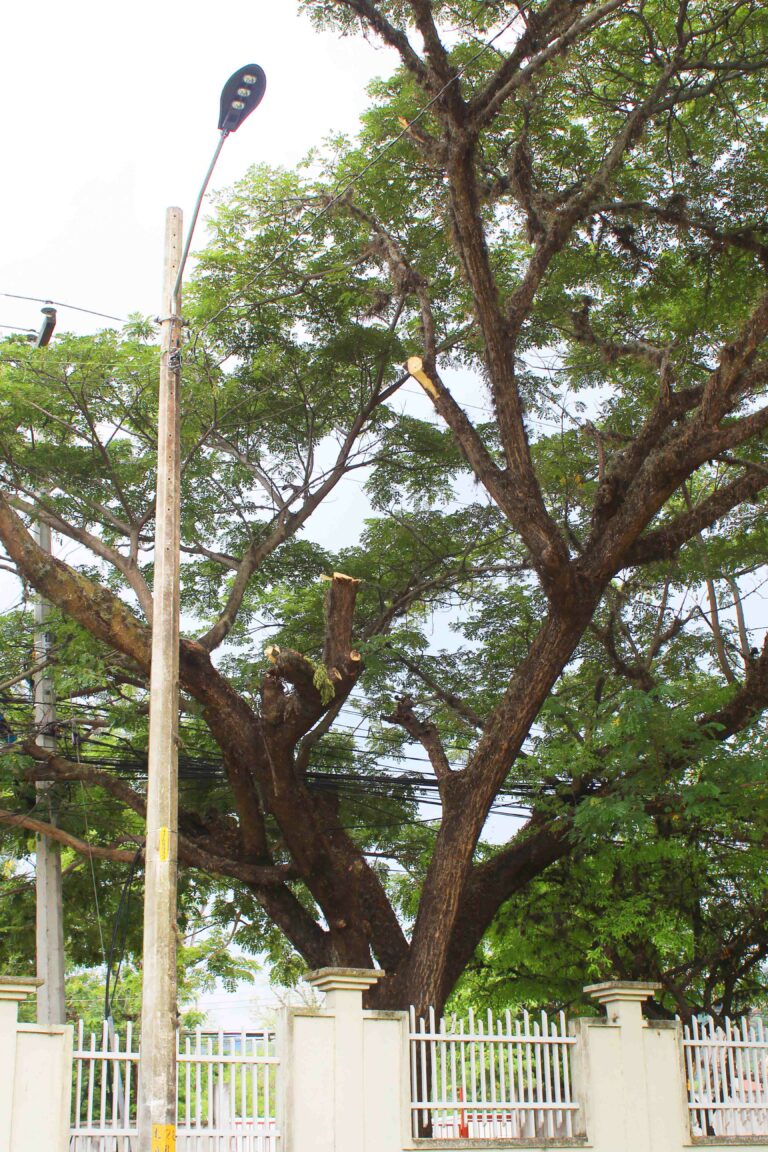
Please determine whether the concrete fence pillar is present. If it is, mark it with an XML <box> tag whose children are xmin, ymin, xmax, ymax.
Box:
<box><xmin>0</xmin><ymin>978</ymin><xmax>41</xmax><ymax>1152</ymax></box>
<box><xmin>575</xmin><ymin>981</ymin><xmax>691</xmax><ymax>1152</ymax></box>
<box><xmin>0</xmin><ymin>975</ymin><xmax>72</xmax><ymax>1152</ymax></box>
<box><xmin>282</xmin><ymin>967</ymin><xmax>402</xmax><ymax>1152</ymax></box>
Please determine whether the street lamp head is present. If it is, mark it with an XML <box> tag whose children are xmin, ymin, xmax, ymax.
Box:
<box><xmin>35</xmin><ymin>305</ymin><xmax>57</xmax><ymax>348</ymax></box>
<box><xmin>218</xmin><ymin>64</ymin><xmax>266</xmax><ymax>133</ymax></box>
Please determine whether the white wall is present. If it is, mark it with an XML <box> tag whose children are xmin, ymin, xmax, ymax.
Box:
<box><xmin>0</xmin><ymin>978</ymin><xmax>72</xmax><ymax>1152</ymax></box>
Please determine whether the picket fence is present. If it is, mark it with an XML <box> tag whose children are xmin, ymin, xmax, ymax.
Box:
<box><xmin>68</xmin><ymin>1005</ymin><xmax>768</xmax><ymax>1148</ymax></box>
<box><xmin>683</xmin><ymin>1014</ymin><xmax>768</xmax><ymax>1139</ymax></box>
<box><xmin>409</xmin><ymin>1006</ymin><xmax>579</xmax><ymax>1140</ymax></box>
<box><xmin>69</xmin><ymin>1020</ymin><xmax>279</xmax><ymax>1151</ymax></box>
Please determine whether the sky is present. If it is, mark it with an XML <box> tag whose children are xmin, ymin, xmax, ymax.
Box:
<box><xmin>0</xmin><ymin>0</ymin><xmax>397</xmax><ymax>338</ymax></box>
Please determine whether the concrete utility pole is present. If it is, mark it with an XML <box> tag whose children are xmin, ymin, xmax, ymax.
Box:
<box><xmin>137</xmin><ymin>207</ymin><xmax>183</xmax><ymax>1152</ymax></box>
<box><xmin>33</xmin><ymin>520</ymin><xmax>66</xmax><ymax>1026</ymax></box>
<box><xmin>136</xmin><ymin>71</ymin><xmax>264</xmax><ymax>1151</ymax></box>
<box><xmin>33</xmin><ymin>305</ymin><xmax>66</xmax><ymax>1027</ymax></box>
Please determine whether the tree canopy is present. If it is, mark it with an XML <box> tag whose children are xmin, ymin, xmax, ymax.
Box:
<box><xmin>1</xmin><ymin>0</ymin><xmax>768</xmax><ymax>1019</ymax></box>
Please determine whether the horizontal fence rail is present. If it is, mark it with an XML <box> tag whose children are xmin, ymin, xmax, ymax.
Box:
<box><xmin>70</xmin><ymin>1020</ymin><xmax>279</xmax><ymax>1151</ymax></box>
<box><xmin>409</xmin><ymin>1006</ymin><xmax>580</xmax><ymax>1141</ymax></box>
<box><xmin>683</xmin><ymin>1015</ymin><xmax>768</xmax><ymax>1139</ymax></box>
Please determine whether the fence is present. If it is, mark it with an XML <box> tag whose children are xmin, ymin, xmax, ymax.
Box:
<box><xmin>409</xmin><ymin>1005</ymin><xmax>579</xmax><ymax>1140</ymax></box>
<box><xmin>683</xmin><ymin>1014</ymin><xmax>768</xmax><ymax>1139</ymax></box>
<box><xmin>8</xmin><ymin>970</ymin><xmax>768</xmax><ymax>1152</ymax></box>
<box><xmin>70</xmin><ymin>1020</ymin><xmax>279</xmax><ymax>1151</ymax></box>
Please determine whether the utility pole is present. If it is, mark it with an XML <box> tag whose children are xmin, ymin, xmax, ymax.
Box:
<box><xmin>136</xmin><ymin>69</ymin><xmax>264</xmax><ymax>1150</ymax></box>
<box><xmin>137</xmin><ymin>207</ymin><xmax>183</xmax><ymax>1152</ymax></box>
<box><xmin>33</xmin><ymin>305</ymin><xmax>66</xmax><ymax>1027</ymax></box>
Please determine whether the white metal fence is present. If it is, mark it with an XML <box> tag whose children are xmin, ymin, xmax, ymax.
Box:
<box><xmin>70</xmin><ymin>1020</ymin><xmax>279</xmax><ymax>1151</ymax></box>
<box><xmin>683</xmin><ymin>1015</ymin><xmax>768</xmax><ymax>1138</ymax></box>
<box><xmin>409</xmin><ymin>1006</ymin><xmax>579</xmax><ymax>1140</ymax></box>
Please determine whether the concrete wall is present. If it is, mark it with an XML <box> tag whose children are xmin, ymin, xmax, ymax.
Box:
<box><xmin>0</xmin><ymin>977</ymin><xmax>72</xmax><ymax>1152</ymax></box>
<box><xmin>281</xmin><ymin>971</ymin><xmax>768</xmax><ymax>1152</ymax></box>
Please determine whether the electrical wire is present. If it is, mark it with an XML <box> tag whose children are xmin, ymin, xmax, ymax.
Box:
<box><xmin>74</xmin><ymin>743</ymin><xmax>107</xmax><ymax>967</ymax></box>
<box><xmin>104</xmin><ymin>847</ymin><xmax>142</xmax><ymax>1021</ymax></box>
<box><xmin>0</xmin><ymin>293</ymin><xmax>126</xmax><ymax>326</ymax></box>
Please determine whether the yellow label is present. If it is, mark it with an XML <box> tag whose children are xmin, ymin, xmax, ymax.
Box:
<box><xmin>158</xmin><ymin>826</ymin><xmax>170</xmax><ymax>862</ymax></box>
<box><xmin>152</xmin><ymin>1124</ymin><xmax>176</xmax><ymax>1151</ymax></box>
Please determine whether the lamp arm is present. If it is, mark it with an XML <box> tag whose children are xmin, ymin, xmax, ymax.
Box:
<box><xmin>172</xmin><ymin>130</ymin><xmax>229</xmax><ymax>308</ymax></box>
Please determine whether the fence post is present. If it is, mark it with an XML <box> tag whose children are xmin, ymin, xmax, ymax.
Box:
<box><xmin>0</xmin><ymin>978</ymin><xmax>42</xmax><ymax>1152</ymax></box>
<box><xmin>297</xmin><ymin>967</ymin><xmax>386</xmax><ymax>1152</ymax></box>
<box><xmin>581</xmin><ymin>980</ymin><xmax>692</xmax><ymax>1152</ymax></box>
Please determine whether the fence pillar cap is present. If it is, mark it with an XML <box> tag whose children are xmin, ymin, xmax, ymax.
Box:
<box><xmin>584</xmin><ymin>980</ymin><xmax>661</xmax><ymax>1006</ymax></box>
<box><xmin>0</xmin><ymin>976</ymin><xmax>43</xmax><ymax>1002</ymax></box>
<box><xmin>306</xmin><ymin>967</ymin><xmax>386</xmax><ymax>994</ymax></box>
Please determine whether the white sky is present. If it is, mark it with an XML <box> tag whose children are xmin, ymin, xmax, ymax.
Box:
<box><xmin>0</xmin><ymin>0</ymin><xmax>397</xmax><ymax>337</ymax></box>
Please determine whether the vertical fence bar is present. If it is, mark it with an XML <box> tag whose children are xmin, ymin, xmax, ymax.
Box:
<box><xmin>487</xmin><ymin>1010</ymin><xmax>496</xmax><ymax>1139</ymax></box>
<box><xmin>449</xmin><ymin>1015</ymin><xmax>458</xmax><ymax>1137</ymax></box>
<box><xmin>561</xmin><ymin>1011</ymin><xmax>573</xmax><ymax>1138</ymax></box>
<box><xmin>409</xmin><ymin>1007</ymin><xmax>417</xmax><ymax>1138</ymax></box>
<box><xmin>468</xmin><ymin>1008</ymin><xmax>477</xmax><ymax>1136</ymax></box>
<box><xmin>74</xmin><ymin>1018</ymin><xmax>84</xmax><ymax>1145</ymax></box>
<box><xmin>757</xmin><ymin>1018</ymin><xmax>768</xmax><ymax>1129</ymax></box>
<box><xmin>428</xmin><ymin>1007</ymin><xmax>437</xmax><ymax>1133</ymax></box>
<box><xmin>86</xmin><ymin>1028</ymin><xmax>96</xmax><ymax>1140</ymax></box>
<box><xmin>419</xmin><ymin>1014</ymin><xmax>429</xmax><ymax>1132</ymax></box>
<box><xmin>732</xmin><ymin>1017</ymin><xmax>748</xmax><ymax>1137</ymax></box>
<box><xmin>497</xmin><ymin>1014</ymin><xmax>507</xmax><ymax>1138</ymax></box>
<box><xmin>438</xmin><ymin>1012</ymin><xmax>447</xmax><ymax>1136</ymax></box>
<box><xmin>743</xmin><ymin>1016</ymin><xmax>758</xmax><ymax>1137</ymax></box>
<box><xmin>125</xmin><ymin>1020</ymin><xmax>133</xmax><ymax>1147</ymax></box>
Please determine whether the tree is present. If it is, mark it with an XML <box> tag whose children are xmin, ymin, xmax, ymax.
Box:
<box><xmin>1</xmin><ymin>0</ymin><xmax>768</xmax><ymax>1017</ymax></box>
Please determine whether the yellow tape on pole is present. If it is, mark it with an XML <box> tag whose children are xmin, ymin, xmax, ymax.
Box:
<box><xmin>158</xmin><ymin>826</ymin><xmax>170</xmax><ymax>862</ymax></box>
<box><xmin>152</xmin><ymin>1123</ymin><xmax>176</xmax><ymax>1151</ymax></box>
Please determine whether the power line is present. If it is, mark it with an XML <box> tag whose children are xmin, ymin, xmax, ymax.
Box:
<box><xmin>0</xmin><ymin>292</ymin><xmax>126</xmax><ymax>326</ymax></box>
<box><xmin>0</xmin><ymin>323</ymin><xmax>36</xmax><ymax>335</ymax></box>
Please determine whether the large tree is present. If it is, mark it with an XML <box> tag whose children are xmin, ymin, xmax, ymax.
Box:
<box><xmin>1</xmin><ymin>0</ymin><xmax>768</xmax><ymax>1016</ymax></box>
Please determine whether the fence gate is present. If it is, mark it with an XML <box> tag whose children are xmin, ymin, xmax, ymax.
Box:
<box><xmin>683</xmin><ymin>1014</ymin><xmax>768</xmax><ymax>1139</ymax></box>
<box><xmin>70</xmin><ymin>1020</ymin><xmax>279</xmax><ymax>1151</ymax></box>
<box><xmin>409</xmin><ymin>1006</ymin><xmax>579</xmax><ymax>1140</ymax></box>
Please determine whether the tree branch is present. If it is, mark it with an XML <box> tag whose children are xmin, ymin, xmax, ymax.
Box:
<box><xmin>382</xmin><ymin>695</ymin><xmax>452</xmax><ymax>780</ymax></box>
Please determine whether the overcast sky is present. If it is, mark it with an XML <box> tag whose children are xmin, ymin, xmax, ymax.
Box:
<box><xmin>0</xmin><ymin>0</ymin><xmax>397</xmax><ymax>338</ymax></box>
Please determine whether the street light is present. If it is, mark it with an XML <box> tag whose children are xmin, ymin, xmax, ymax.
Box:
<box><xmin>138</xmin><ymin>64</ymin><xmax>265</xmax><ymax>1152</ymax></box>
<box><xmin>218</xmin><ymin>64</ymin><xmax>267</xmax><ymax>133</ymax></box>
<box><xmin>173</xmin><ymin>65</ymin><xmax>267</xmax><ymax>306</ymax></box>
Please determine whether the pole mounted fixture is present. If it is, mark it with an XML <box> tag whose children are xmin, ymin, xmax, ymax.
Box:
<box><xmin>218</xmin><ymin>64</ymin><xmax>266</xmax><ymax>133</ymax></box>
<box><xmin>173</xmin><ymin>63</ymin><xmax>267</xmax><ymax>303</ymax></box>
<box><xmin>35</xmin><ymin>305</ymin><xmax>56</xmax><ymax>348</ymax></box>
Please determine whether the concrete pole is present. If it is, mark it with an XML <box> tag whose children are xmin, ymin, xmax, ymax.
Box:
<box><xmin>33</xmin><ymin>524</ymin><xmax>66</xmax><ymax>1027</ymax></box>
<box><xmin>137</xmin><ymin>207</ymin><xmax>183</xmax><ymax>1152</ymax></box>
